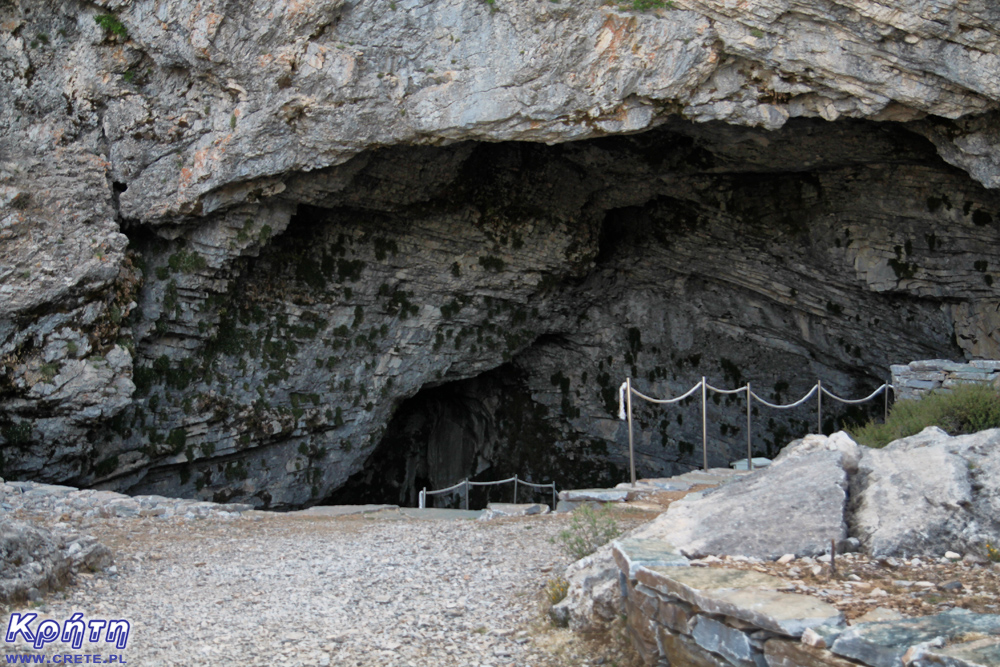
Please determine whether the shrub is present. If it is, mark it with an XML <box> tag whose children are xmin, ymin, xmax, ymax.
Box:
<box><xmin>94</xmin><ymin>14</ymin><xmax>128</xmax><ymax>39</ymax></box>
<box><xmin>545</xmin><ymin>576</ymin><xmax>569</xmax><ymax>605</ymax></box>
<box><xmin>557</xmin><ymin>504</ymin><xmax>623</xmax><ymax>561</ymax></box>
<box><xmin>849</xmin><ymin>383</ymin><xmax>1000</xmax><ymax>448</ymax></box>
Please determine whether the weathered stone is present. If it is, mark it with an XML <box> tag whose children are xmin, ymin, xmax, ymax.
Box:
<box><xmin>730</xmin><ymin>458</ymin><xmax>773</xmax><ymax>471</ymax></box>
<box><xmin>800</xmin><ymin>625</ymin><xmax>845</xmax><ymax>649</ymax></box>
<box><xmin>692</xmin><ymin>615</ymin><xmax>758</xmax><ymax>667</ymax></box>
<box><xmin>830</xmin><ymin>610</ymin><xmax>1000</xmax><ymax>667</ymax></box>
<box><xmin>856</xmin><ymin>608</ymin><xmax>906</xmax><ymax>623</ymax></box>
<box><xmin>624</xmin><ymin>589</ymin><xmax>662</xmax><ymax>666</ymax></box>
<box><xmin>0</xmin><ymin>517</ymin><xmax>112</xmax><ymax>603</ymax></box>
<box><xmin>764</xmin><ymin>639</ymin><xmax>865</xmax><ymax>667</ymax></box>
<box><xmin>559</xmin><ymin>489</ymin><xmax>632</xmax><ymax>503</ymax></box>
<box><xmin>850</xmin><ymin>427</ymin><xmax>1000</xmax><ymax>557</ymax></box>
<box><xmin>636</xmin><ymin>567</ymin><xmax>843</xmax><ymax>637</ymax></box>
<box><xmin>638</xmin><ymin>443</ymin><xmax>850</xmax><ymax>560</ymax></box>
<box><xmin>478</xmin><ymin>503</ymin><xmax>549</xmax><ymax>520</ymax></box>
<box><xmin>907</xmin><ymin>636</ymin><xmax>1000</xmax><ymax>667</ymax></box>
<box><xmin>550</xmin><ymin>543</ymin><xmax>623</xmax><ymax>631</ymax></box>
<box><xmin>658</xmin><ymin>596</ymin><xmax>698</xmax><ymax>636</ymax></box>
<box><xmin>613</xmin><ymin>538</ymin><xmax>689</xmax><ymax>578</ymax></box>
<box><xmin>660</xmin><ymin>628</ymin><xmax>738</xmax><ymax>667</ymax></box>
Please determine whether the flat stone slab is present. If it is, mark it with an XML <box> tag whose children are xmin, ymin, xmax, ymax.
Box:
<box><xmin>730</xmin><ymin>457</ymin><xmax>773</xmax><ymax>471</ymax></box>
<box><xmin>396</xmin><ymin>508</ymin><xmax>484</xmax><ymax>521</ymax></box>
<box><xmin>558</xmin><ymin>488</ymin><xmax>632</xmax><ymax>503</ymax></box>
<box><xmin>478</xmin><ymin>503</ymin><xmax>549</xmax><ymax>520</ymax></box>
<box><xmin>612</xmin><ymin>538</ymin><xmax>689</xmax><ymax>578</ymax></box>
<box><xmin>289</xmin><ymin>504</ymin><xmax>398</xmax><ymax>517</ymax></box>
<box><xmin>617</xmin><ymin>479</ymin><xmax>693</xmax><ymax>492</ymax></box>
<box><xmin>636</xmin><ymin>566</ymin><xmax>843</xmax><ymax>637</ymax></box>
<box><xmin>830</xmin><ymin>609</ymin><xmax>1000</xmax><ymax>667</ymax></box>
<box><xmin>675</xmin><ymin>470</ymin><xmax>742</xmax><ymax>484</ymax></box>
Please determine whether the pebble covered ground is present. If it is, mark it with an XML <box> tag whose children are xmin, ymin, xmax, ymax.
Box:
<box><xmin>2</xmin><ymin>506</ymin><xmax>648</xmax><ymax>667</ymax></box>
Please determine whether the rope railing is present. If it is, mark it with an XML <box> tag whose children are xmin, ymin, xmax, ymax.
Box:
<box><xmin>418</xmin><ymin>474</ymin><xmax>558</xmax><ymax>511</ymax></box>
<box><xmin>619</xmin><ymin>376</ymin><xmax>894</xmax><ymax>484</ymax></box>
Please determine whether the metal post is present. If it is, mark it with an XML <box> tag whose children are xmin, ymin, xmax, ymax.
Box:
<box><xmin>626</xmin><ymin>377</ymin><xmax>636</xmax><ymax>486</ymax></box>
<box><xmin>701</xmin><ymin>377</ymin><xmax>708</xmax><ymax>471</ymax></box>
<box><xmin>513</xmin><ymin>474</ymin><xmax>518</xmax><ymax>504</ymax></box>
<box><xmin>817</xmin><ymin>380</ymin><xmax>823</xmax><ymax>434</ymax></box>
<box><xmin>884</xmin><ymin>383</ymin><xmax>889</xmax><ymax>423</ymax></box>
<box><xmin>551</xmin><ymin>483</ymin><xmax>557</xmax><ymax>510</ymax></box>
<box><xmin>746</xmin><ymin>383</ymin><xmax>753</xmax><ymax>471</ymax></box>
<box><xmin>419</xmin><ymin>487</ymin><xmax>425</xmax><ymax>509</ymax></box>
<box><xmin>463</xmin><ymin>479</ymin><xmax>469</xmax><ymax>511</ymax></box>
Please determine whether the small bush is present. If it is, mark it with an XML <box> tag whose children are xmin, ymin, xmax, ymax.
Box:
<box><xmin>545</xmin><ymin>576</ymin><xmax>569</xmax><ymax>605</ymax></box>
<box><xmin>849</xmin><ymin>383</ymin><xmax>1000</xmax><ymax>448</ymax></box>
<box><xmin>557</xmin><ymin>504</ymin><xmax>623</xmax><ymax>561</ymax></box>
<box><xmin>94</xmin><ymin>14</ymin><xmax>128</xmax><ymax>39</ymax></box>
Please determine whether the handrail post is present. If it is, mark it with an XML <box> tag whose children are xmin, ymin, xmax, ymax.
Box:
<box><xmin>626</xmin><ymin>377</ymin><xmax>636</xmax><ymax>486</ymax></box>
<box><xmin>701</xmin><ymin>377</ymin><xmax>708</xmax><ymax>471</ymax></box>
<box><xmin>513</xmin><ymin>474</ymin><xmax>518</xmax><ymax>504</ymax></box>
<box><xmin>746</xmin><ymin>383</ymin><xmax>753</xmax><ymax>471</ymax></box>
<box><xmin>464</xmin><ymin>479</ymin><xmax>469</xmax><ymax>511</ymax></box>
<box><xmin>884</xmin><ymin>382</ymin><xmax>889</xmax><ymax>423</ymax></box>
<box><xmin>419</xmin><ymin>487</ymin><xmax>425</xmax><ymax>509</ymax></box>
<box><xmin>552</xmin><ymin>482</ymin><xmax>557</xmax><ymax>511</ymax></box>
<box><xmin>817</xmin><ymin>379</ymin><xmax>823</xmax><ymax>434</ymax></box>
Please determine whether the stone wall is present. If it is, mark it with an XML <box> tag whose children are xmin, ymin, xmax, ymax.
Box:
<box><xmin>613</xmin><ymin>537</ymin><xmax>1000</xmax><ymax>667</ymax></box>
<box><xmin>890</xmin><ymin>360</ymin><xmax>1000</xmax><ymax>402</ymax></box>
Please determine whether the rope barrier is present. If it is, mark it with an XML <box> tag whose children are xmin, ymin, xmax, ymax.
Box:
<box><xmin>749</xmin><ymin>384</ymin><xmax>819</xmax><ymax>409</ymax></box>
<box><xmin>418</xmin><ymin>475</ymin><xmax>558</xmax><ymax>510</ymax></box>
<box><xmin>468</xmin><ymin>476</ymin><xmax>518</xmax><ymax>486</ymax></box>
<box><xmin>820</xmin><ymin>383</ymin><xmax>893</xmax><ymax>404</ymax></box>
<box><xmin>516</xmin><ymin>479</ymin><xmax>558</xmax><ymax>489</ymax></box>
<box><xmin>703</xmin><ymin>381</ymin><xmax>746</xmax><ymax>395</ymax></box>
<box><xmin>619</xmin><ymin>375</ymin><xmax>895</xmax><ymax>474</ymax></box>
<box><xmin>422</xmin><ymin>480</ymin><xmax>469</xmax><ymax>496</ymax></box>
<box><xmin>629</xmin><ymin>381</ymin><xmax>704</xmax><ymax>405</ymax></box>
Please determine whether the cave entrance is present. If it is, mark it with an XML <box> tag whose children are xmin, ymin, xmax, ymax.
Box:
<box><xmin>323</xmin><ymin>362</ymin><xmax>584</xmax><ymax>509</ymax></box>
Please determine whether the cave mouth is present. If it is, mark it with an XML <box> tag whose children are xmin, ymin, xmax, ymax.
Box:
<box><xmin>323</xmin><ymin>360</ymin><xmax>622</xmax><ymax>509</ymax></box>
<box><xmin>311</xmin><ymin>115</ymin><xmax>994</xmax><ymax>509</ymax></box>
<box><xmin>94</xmin><ymin>113</ymin><xmax>996</xmax><ymax>512</ymax></box>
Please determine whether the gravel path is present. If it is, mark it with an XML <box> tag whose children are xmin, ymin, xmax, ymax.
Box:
<box><xmin>3</xmin><ymin>510</ymin><xmax>642</xmax><ymax>666</ymax></box>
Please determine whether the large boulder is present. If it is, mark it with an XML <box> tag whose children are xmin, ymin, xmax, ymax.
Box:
<box><xmin>0</xmin><ymin>517</ymin><xmax>112</xmax><ymax>603</ymax></box>
<box><xmin>850</xmin><ymin>426</ymin><xmax>1000</xmax><ymax>557</ymax></box>
<box><xmin>549</xmin><ymin>542</ymin><xmax>624</xmax><ymax>631</ymax></box>
<box><xmin>639</xmin><ymin>434</ymin><xmax>857</xmax><ymax>560</ymax></box>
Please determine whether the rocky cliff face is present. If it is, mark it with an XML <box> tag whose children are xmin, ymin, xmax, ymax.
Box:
<box><xmin>2</xmin><ymin>0</ymin><xmax>999</xmax><ymax>508</ymax></box>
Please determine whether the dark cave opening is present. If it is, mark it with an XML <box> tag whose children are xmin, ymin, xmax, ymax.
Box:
<box><xmin>323</xmin><ymin>359</ymin><xmax>623</xmax><ymax>509</ymax></box>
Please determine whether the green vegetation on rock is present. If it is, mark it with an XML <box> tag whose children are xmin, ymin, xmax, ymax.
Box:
<box><xmin>849</xmin><ymin>384</ymin><xmax>1000</xmax><ymax>448</ymax></box>
<box><xmin>94</xmin><ymin>14</ymin><xmax>128</xmax><ymax>39</ymax></box>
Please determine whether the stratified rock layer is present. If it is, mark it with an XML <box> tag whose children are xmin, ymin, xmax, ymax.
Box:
<box><xmin>2</xmin><ymin>1</ymin><xmax>1000</xmax><ymax>506</ymax></box>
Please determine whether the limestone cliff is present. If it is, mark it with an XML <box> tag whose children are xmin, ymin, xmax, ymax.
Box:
<box><xmin>2</xmin><ymin>0</ymin><xmax>999</xmax><ymax>507</ymax></box>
